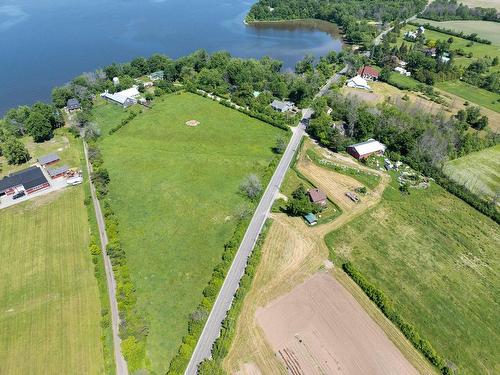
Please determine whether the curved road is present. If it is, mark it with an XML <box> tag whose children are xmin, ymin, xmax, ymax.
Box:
<box><xmin>185</xmin><ymin>72</ymin><xmax>344</xmax><ymax>374</ymax></box>
<box><xmin>83</xmin><ymin>139</ymin><xmax>129</xmax><ymax>375</ymax></box>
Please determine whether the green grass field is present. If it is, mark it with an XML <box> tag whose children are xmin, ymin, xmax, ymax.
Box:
<box><xmin>387</xmin><ymin>72</ymin><xmax>421</xmax><ymax>91</ymax></box>
<box><xmin>443</xmin><ymin>144</ymin><xmax>500</xmax><ymax>201</ymax></box>
<box><xmin>436</xmin><ymin>80</ymin><xmax>500</xmax><ymax>113</ymax></box>
<box><xmin>97</xmin><ymin>92</ymin><xmax>285</xmax><ymax>372</ymax></box>
<box><xmin>415</xmin><ymin>19</ymin><xmax>500</xmax><ymax>46</ymax></box>
<box><xmin>0</xmin><ymin>187</ymin><xmax>105</xmax><ymax>374</ymax></box>
<box><xmin>326</xmin><ymin>177</ymin><xmax>500</xmax><ymax>374</ymax></box>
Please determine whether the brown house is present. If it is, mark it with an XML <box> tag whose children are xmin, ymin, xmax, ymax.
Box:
<box><xmin>308</xmin><ymin>188</ymin><xmax>327</xmax><ymax>206</ymax></box>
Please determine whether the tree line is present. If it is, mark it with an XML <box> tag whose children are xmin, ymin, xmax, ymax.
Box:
<box><xmin>421</xmin><ymin>0</ymin><xmax>499</xmax><ymax>22</ymax></box>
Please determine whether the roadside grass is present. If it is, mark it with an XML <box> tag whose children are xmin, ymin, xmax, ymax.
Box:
<box><xmin>436</xmin><ymin>80</ymin><xmax>500</xmax><ymax>113</ymax></box>
<box><xmin>0</xmin><ymin>186</ymin><xmax>105</xmax><ymax>374</ymax></box>
<box><xmin>97</xmin><ymin>92</ymin><xmax>285</xmax><ymax>373</ymax></box>
<box><xmin>415</xmin><ymin>19</ymin><xmax>500</xmax><ymax>46</ymax></box>
<box><xmin>0</xmin><ymin>128</ymin><xmax>80</xmax><ymax>177</ymax></box>
<box><xmin>325</xmin><ymin>177</ymin><xmax>500</xmax><ymax>374</ymax></box>
<box><xmin>443</xmin><ymin>144</ymin><xmax>500</xmax><ymax>202</ymax></box>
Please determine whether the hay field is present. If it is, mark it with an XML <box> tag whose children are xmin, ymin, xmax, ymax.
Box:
<box><xmin>415</xmin><ymin>19</ymin><xmax>500</xmax><ymax>45</ymax></box>
<box><xmin>443</xmin><ymin>144</ymin><xmax>500</xmax><ymax>202</ymax></box>
<box><xmin>0</xmin><ymin>188</ymin><xmax>105</xmax><ymax>374</ymax></box>
<box><xmin>326</xmin><ymin>177</ymin><xmax>500</xmax><ymax>374</ymax></box>
<box><xmin>97</xmin><ymin>92</ymin><xmax>285</xmax><ymax>373</ymax></box>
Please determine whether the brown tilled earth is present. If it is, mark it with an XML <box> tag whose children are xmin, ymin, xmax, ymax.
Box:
<box><xmin>256</xmin><ymin>273</ymin><xmax>420</xmax><ymax>375</ymax></box>
<box><xmin>224</xmin><ymin>140</ymin><xmax>436</xmax><ymax>375</ymax></box>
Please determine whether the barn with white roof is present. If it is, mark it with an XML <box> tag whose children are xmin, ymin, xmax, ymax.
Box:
<box><xmin>347</xmin><ymin>139</ymin><xmax>386</xmax><ymax>159</ymax></box>
<box><xmin>101</xmin><ymin>86</ymin><xmax>140</xmax><ymax>108</ymax></box>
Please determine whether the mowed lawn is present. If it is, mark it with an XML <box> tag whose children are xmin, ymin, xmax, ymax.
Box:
<box><xmin>326</xmin><ymin>180</ymin><xmax>500</xmax><ymax>374</ymax></box>
<box><xmin>0</xmin><ymin>188</ymin><xmax>105</xmax><ymax>374</ymax></box>
<box><xmin>415</xmin><ymin>19</ymin><xmax>500</xmax><ymax>46</ymax></box>
<box><xmin>443</xmin><ymin>144</ymin><xmax>500</xmax><ymax>201</ymax></box>
<box><xmin>436</xmin><ymin>80</ymin><xmax>500</xmax><ymax>113</ymax></box>
<box><xmin>98</xmin><ymin>93</ymin><xmax>285</xmax><ymax>372</ymax></box>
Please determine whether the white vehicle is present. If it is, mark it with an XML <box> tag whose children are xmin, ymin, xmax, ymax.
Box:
<box><xmin>66</xmin><ymin>176</ymin><xmax>83</xmax><ymax>186</ymax></box>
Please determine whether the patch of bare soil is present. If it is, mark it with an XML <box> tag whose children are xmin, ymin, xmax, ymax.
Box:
<box><xmin>256</xmin><ymin>273</ymin><xmax>419</xmax><ymax>375</ymax></box>
<box><xmin>185</xmin><ymin>119</ymin><xmax>200</xmax><ymax>127</ymax></box>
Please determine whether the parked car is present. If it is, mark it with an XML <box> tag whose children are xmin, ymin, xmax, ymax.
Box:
<box><xmin>13</xmin><ymin>191</ymin><xmax>26</xmax><ymax>200</ymax></box>
<box><xmin>66</xmin><ymin>176</ymin><xmax>83</xmax><ymax>186</ymax></box>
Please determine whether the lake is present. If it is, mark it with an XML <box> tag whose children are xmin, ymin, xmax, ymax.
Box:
<box><xmin>0</xmin><ymin>0</ymin><xmax>343</xmax><ymax>115</ymax></box>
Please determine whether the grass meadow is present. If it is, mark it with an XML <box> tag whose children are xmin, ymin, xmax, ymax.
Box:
<box><xmin>436</xmin><ymin>80</ymin><xmax>500</xmax><ymax>113</ymax></box>
<box><xmin>415</xmin><ymin>19</ymin><xmax>500</xmax><ymax>46</ymax></box>
<box><xmin>0</xmin><ymin>187</ymin><xmax>105</xmax><ymax>374</ymax></box>
<box><xmin>326</xmin><ymin>176</ymin><xmax>500</xmax><ymax>374</ymax></box>
<box><xmin>97</xmin><ymin>92</ymin><xmax>285</xmax><ymax>372</ymax></box>
<box><xmin>443</xmin><ymin>144</ymin><xmax>500</xmax><ymax>202</ymax></box>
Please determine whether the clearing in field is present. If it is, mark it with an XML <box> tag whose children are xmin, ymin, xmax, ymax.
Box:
<box><xmin>256</xmin><ymin>273</ymin><xmax>419</xmax><ymax>375</ymax></box>
<box><xmin>0</xmin><ymin>187</ymin><xmax>105</xmax><ymax>374</ymax></box>
<box><xmin>415</xmin><ymin>19</ymin><xmax>500</xmax><ymax>45</ymax></box>
<box><xmin>443</xmin><ymin>144</ymin><xmax>500</xmax><ymax>202</ymax></box>
<box><xmin>326</xmin><ymin>176</ymin><xmax>500</xmax><ymax>374</ymax></box>
<box><xmin>97</xmin><ymin>92</ymin><xmax>285</xmax><ymax>372</ymax></box>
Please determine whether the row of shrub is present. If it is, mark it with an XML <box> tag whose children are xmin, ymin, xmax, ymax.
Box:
<box><xmin>342</xmin><ymin>262</ymin><xmax>452</xmax><ymax>375</ymax></box>
<box><xmin>406</xmin><ymin>158</ymin><xmax>500</xmax><ymax>224</ymax></box>
<box><xmin>108</xmin><ymin>111</ymin><xmax>138</xmax><ymax>135</ymax></box>
<box><xmin>191</xmin><ymin>89</ymin><xmax>293</xmax><ymax>132</ymax></box>
<box><xmin>166</xmin><ymin>217</ymin><xmax>251</xmax><ymax>374</ymax></box>
<box><xmin>87</xmin><ymin>141</ymin><xmax>149</xmax><ymax>371</ymax></box>
<box><xmin>197</xmin><ymin>220</ymin><xmax>272</xmax><ymax>374</ymax></box>
<box><xmin>409</xmin><ymin>21</ymin><xmax>492</xmax><ymax>44</ymax></box>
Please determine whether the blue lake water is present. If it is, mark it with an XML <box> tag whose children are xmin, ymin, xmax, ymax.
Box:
<box><xmin>0</xmin><ymin>0</ymin><xmax>342</xmax><ymax>115</ymax></box>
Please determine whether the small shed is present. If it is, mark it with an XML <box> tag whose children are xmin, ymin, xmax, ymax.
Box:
<box><xmin>67</xmin><ymin>98</ymin><xmax>81</xmax><ymax>111</ymax></box>
<box><xmin>304</xmin><ymin>213</ymin><xmax>318</xmax><ymax>226</ymax></box>
<box><xmin>38</xmin><ymin>153</ymin><xmax>60</xmax><ymax>166</ymax></box>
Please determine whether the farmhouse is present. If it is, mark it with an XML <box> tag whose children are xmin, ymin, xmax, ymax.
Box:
<box><xmin>101</xmin><ymin>87</ymin><xmax>140</xmax><ymax>108</ymax></box>
<box><xmin>67</xmin><ymin>98</ymin><xmax>81</xmax><ymax>111</ymax></box>
<box><xmin>308</xmin><ymin>188</ymin><xmax>327</xmax><ymax>206</ymax></box>
<box><xmin>346</xmin><ymin>75</ymin><xmax>371</xmax><ymax>90</ymax></box>
<box><xmin>38</xmin><ymin>153</ymin><xmax>60</xmax><ymax>167</ymax></box>
<box><xmin>0</xmin><ymin>166</ymin><xmax>49</xmax><ymax>196</ymax></box>
<box><xmin>347</xmin><ymin>139</ymin><xmax>386</xmax><ymax>159</ymax></box>
<box><xmin>149</xmin><ymin>70</ymin><xmax>164</xmax><ymax>81</ymax></box>
<box><xmin>357</xmin><ymin>66</ymin><xmax>379</xmax><ymax>81</ymax></box>
<box><xmin>47</xmin><ymin>165</ymin><xmax>69</xmax><ymax>179</ymax></box>
<box><xmin>270</xmin><ymin>100</ymin><xmax>294</xmax><ymax>112</ymax></box>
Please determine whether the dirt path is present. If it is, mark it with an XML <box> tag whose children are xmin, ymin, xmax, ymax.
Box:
<box><xmin>224</xmin><ymin>141</ymin><xmax>435</xmax><ymax>375</ymax></box>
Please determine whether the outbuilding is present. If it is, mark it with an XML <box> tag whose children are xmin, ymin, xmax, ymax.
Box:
<box><xmin>347</xmin><ymin>139</ymin><xmax>386</xmax><ymax>159</ymax></box>
<box><xmin>0</xmin><ymin>166</ymin><xmax>49</xmax><ymax>197</ymax></box>
<box><xmin>308</xmin><ymin>188</ymin><xmax>327</xmax><ymax>206</ymax></box>
<box><xmin>304</xmin><ymin>213</ymin><xmax>318</xmax><ymax>226</ymax></box>
<box><xmin>346</xmin><ymin>75</ymin><xmax>371</xmax><ymax>90</ymax></box>
<box><xmin>101</xmin><ymin>87</ymin><xmax>140</xmax><ymax>108</ymax></box>
<box><xmin>38</xmin><ymin>153</ymin><xmax>60</xmax><ymax>166</ymax></box>
<box><xmin>148</xmin><ymin>70</ymin><xmax>164</xmax><ymax>81</ymax></box>
<box><xmin>47</xmin><ymin>165</ymin><xmax>69</xmax><ymax>179</ymax></box>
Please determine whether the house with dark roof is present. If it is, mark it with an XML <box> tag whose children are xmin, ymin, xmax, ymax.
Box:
<box><xmin>357</xmin><ymin>66</ymin><xmax>379</xmax><ymax>81</ymax></box>
<box><xmin>0</xmin><ymin>166</ymin><xmax>49</xmax><ymax>196</ymax></box>
<box><xmin>38</xmin><ymin>153</ymin><xmax>60</xmax><ymax>166</ymax></box>
<box><xmin>67</xmin><ymin>98</ymin><xmax>81</xmax><ymax>111</ymax></box>
<box><xmin>308</xmin><ymin>188</ymin><xmax>327</xmax><ymax>206</ymax></box>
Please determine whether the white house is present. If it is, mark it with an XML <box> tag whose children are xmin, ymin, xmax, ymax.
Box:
<box><xmin>101</xmin><ymin>86</ymin><xmax>141</xmax><ymax>108</ymax></box>
<box><xmin>394</xmin><ymin>66</ymin><xmax>411</xmax><ymax>76</ymax></box>
<box><xmin>346</xmin><ymin>75</ymin><xmax>371</xmax><ymax>90</ymax></box>
<box><xmin>270</xmin><ymin>100</ymin><xmax>294</xmax><ymax>112</ymax></box>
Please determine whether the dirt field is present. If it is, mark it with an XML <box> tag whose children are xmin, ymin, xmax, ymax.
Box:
<box><xmin>256</xmin><ymin>273</ymin><xmax>419</xmax><ymax>375</ymax></box>
<box><xmin>224</xmin><ymin>141</ymin><xmax>436</xmax><ymax>375</ymax></box>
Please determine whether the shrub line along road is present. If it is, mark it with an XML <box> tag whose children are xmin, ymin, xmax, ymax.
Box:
<box><xmin>185</xmin><ymin>71</ymin><xmax>345</xmax><ymax>375</ymax></box>
<box><xmin>83</xmin><ymin>139</ymin><xmax>129</xmax><ymax>375</ymax></box>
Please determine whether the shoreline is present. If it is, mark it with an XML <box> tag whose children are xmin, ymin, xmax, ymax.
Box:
<box><xmin>244</xmin><ymin>18</ymin><xmax>344</xmax><ymax>39</ymax></box>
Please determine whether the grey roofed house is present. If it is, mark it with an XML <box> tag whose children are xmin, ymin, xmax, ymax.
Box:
<box><xmin>38</xmin><ymin>153</ymin><xmax>60</xmax><ymax>166</ymax></box>
<box><xmin>0</xmin><ymin>166</ymin><xmax>48</xmax><ymax>195</ymax></box>
<box><xmin>148</xmin><ymin>70</ymin><xmax>164</xmax><ymax>80</ymax></box>
<box><xmin>67</xmin><ymin>98</ymin><xmax>81</xmax><ymax>111</ymax></box>
<box><xmin>47</xmin><ymin>165</ymin><xmax>69</xmax><ymax>178</ymax></box>
<box><xmin>270</xmin><ymin>99</ymin><xmax>294</xmax><ymax>112</ymax></box>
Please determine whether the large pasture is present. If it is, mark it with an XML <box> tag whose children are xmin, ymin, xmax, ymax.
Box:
<box><xmin>326</xmin><ymin>178</ymin><xmax>500</xmax><ymax>374</ymax></box>
<box><xmin>0</xmin><ymin>188</ymin><xmax>105</xmax><ymax>374</ymax></box>
<box><xmin>443</xmin><ymin>144</ymin><xmax>500</xmax><ymax>202</ymax></box>
<box><xmin>415</xmin><ymin>19</ymin><xmax>500</xmax><ymax>45</ymax></box>
<box><xmin>97</xmin><ymin>93</ymin><xmax>285</xmax><ymax>372</ymax></box>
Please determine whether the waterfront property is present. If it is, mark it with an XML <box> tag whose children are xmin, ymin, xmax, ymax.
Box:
<box><xmin>67</xmin><ymin>98</ymin><xmax>81</xmax><ymax>111</ymax></box>
<box><xmin>357</xmin><ymin>66</ymin><xmax>379</xmax><ymax>81</ymax></box>
<box><xmin>346</xmin><ymin>76</ymin><xmax>371</xmax><ymax>90</ymax></box>
<box><xmin>101</xmin><ymin>87</ymin><xmax>141</xmax><ymax>108</ymax></box>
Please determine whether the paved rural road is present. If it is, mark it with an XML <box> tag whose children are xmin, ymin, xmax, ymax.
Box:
<box><xmin>185</xmin><ymin>73</ymin><xmax>342</xmax><ymax>374</ymax></box>
<box><xmin>83</xmin><ymin>140</ymin><xmax>129</xmax><ymax>375</ymax></box>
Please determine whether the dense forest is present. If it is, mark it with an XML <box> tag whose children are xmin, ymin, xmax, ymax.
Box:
<box><xmin>421</xmin><ymin>0</ymin><xmax>499</xmax><ymax>22</ymax></box>
<box><xmin>247</xmin><ymin>0</ymin><xmax>427</xmax><ymax>46</ymax></box>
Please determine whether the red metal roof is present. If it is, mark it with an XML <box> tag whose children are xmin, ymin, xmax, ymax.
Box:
<box><xmin>357</xmin><ymin>65</ymin><xmax>379</xmax><ymax>78</ymax></box>
<box><xmin>308</xmin><ymin>188</ymin><xmax>327</xmax><ymax>203</ymax></box>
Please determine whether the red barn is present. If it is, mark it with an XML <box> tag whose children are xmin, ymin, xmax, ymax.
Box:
<box><xmin>347</xmin><ymin>139</ymin><xmax>386</xmax><ymax>160</ymax></box>
<box><xmin>357</xmin><ymin>66</ymin><xmax>379</xmax><ymax>81</ymax></box>
<box><xmin>0</xmin><ymin>166</ymin><xmax>50</xmax><ymax>197</ymax></box>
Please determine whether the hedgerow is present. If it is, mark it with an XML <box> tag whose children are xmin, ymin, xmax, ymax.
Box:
<box><xmin>342</xmin><ymin>262</ymin><xmax>452</xmax><ymax>374</ymax></box>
